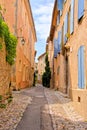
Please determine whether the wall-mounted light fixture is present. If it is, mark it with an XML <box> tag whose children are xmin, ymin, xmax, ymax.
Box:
<box><xmin>17</xmin><ymin>36</ymin><xmax>25</xmax><ymax>45</ymax></box>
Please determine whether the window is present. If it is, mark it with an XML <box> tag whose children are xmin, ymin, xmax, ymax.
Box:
<box><xmin>67</xmin><ymin>6</ymin><xmax>71</xmax><ymax>36</ymax></box>
<box><xmin>57</xmin><ymin>11</ymin><xmax>60</xmax><ymax>25</ymax></box>
<box><xmin>57</xmin><ymin>0</ymin><xmax>63</xmax><ymax>11</ymax></box>
<box><xmin>57</xmin><ymin>0</ymin><xmax>64</xmax><ymax>15</ymax></box>
<box><xmin>62</xmin><ymin>24</ymin><xmax>64</xmax><ymax>47</ymax></box>
<box><xmin>70</xmin><ymin>0</ymin><xmax>74</xmax><ymax>34</ymax></box>
<box><xmin>78</xmin><ymin>46</ymin><xmax>85</xmax><ymax>89</ymax></box>
<box><xmin>78</xmin><ymin>0</ymin><xmax>84</xmax><ymax>21</ymax></box>
<box><xmin>64</xmin><ymin>13</ymin><xmax>68</xmax><ymax>44</ymax></box>
<box><xmin>57</xmin><ymin>30</ymin><xmax>62</xmax><ymax>53</ymax></box>
<box><xmin>54</xmin><ymin>39</ymin><xmax>58</xmax><ymax>58</ymax></box>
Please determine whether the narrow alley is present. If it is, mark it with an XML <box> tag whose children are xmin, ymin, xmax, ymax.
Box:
<box><xmin>16</xmin><ymin>85</ymin><xmax>53</xmax><ymax>130</ymax></box>
<box><xmin>0</xmin><ymin>0</ymin><xmax>87</xmax><ymax>129</ymax></box>
<box><xmin>0</xmin><ymin>85</ymin><xmax>87</xmax><ymax>130</ymax></box>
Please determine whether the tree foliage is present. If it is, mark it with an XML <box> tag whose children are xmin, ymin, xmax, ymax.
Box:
<box><xmin>33</xmin><ymin>72</ymin><xmax>37</xmax><ymax>86</ymax></box>
<box><xmin>42</xmin><ymin>53</ymin><xmax>51</xmax><ymax>88</ymax></box>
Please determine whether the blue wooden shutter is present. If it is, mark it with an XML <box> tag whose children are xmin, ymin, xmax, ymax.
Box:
<box><xmin>78</xmin><ymin>0</ymin><xmax>84</xmax><ymax>20</ymax></box>
<box><xmin>54</xmin><ymin>39</ymin><xmax>57</xmax><ymax>58</ymax></box>
<box><xmin>78</xmin><ymin>46</ymin><xmax>85</xmax><ymax>89</ymax></box>
<box><xmin>57</xmin><ymin>12</ymin><xmax>60</xmax><ymax>25</ymax></box>
<box><xmin>57</xmin><ymin>31</ymin><xmax>62</xmax><ymax>53</ymax></box>
<box><xmin>78</xmin><ymin>48</ymin><xmax>82</xmax><ymax>88</ymax></box>
<box><xmin>57</xmin><ymin>0</ymin><xmax>63</xmax><ymax>11</ymax></box>
<box><xmin>64</xmin><ymin>13</ymin><xmax>68</xmax><ymax>44</ymax></box>
<box><xmin>80</xmin><ymin>46</ymin><xmax>85</xmax><ymax>88</ymax></box>
<box><xmin>70</xmin><ymin>0</ymin><xmax>74</xmax><ymax>34</ymax></box>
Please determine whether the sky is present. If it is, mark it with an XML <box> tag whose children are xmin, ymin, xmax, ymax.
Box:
<box><xmin>30</xmin><ymin>0</ymin><xmax>54</xmax><ymax>62</ymax></box>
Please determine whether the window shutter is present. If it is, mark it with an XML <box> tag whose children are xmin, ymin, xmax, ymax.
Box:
<box><xmin>54</xmin><ymin>39</ymin><xmax>58</xmax><ymax>58</ymax></box>
<box><xmin>64</xmin><ymin>13</ymin><xmax>68</xmax><ymax>44</ymax></box>
<box><xmin>57</xmin><ymin>12</ymin><xmax>60</xmax><ymax>25</ymax></box>
<box><xmin>70</xmin><ymin>0</ymin><xmax>74</xmax><ymax>34</ymax></box>
<box><xmin>78</xmin><ymin>0</ymin><xmax>84</xmax><ymax>20</ymax></box>
<box><xmin>78</xmin><ymin>48</ymin><xmax>82</xmax><ymax>88</ymax></box>
<box><xmin>58</xmin><ymin>30</ymin><xmax>62</xmax><ymax>53</ymax></box>
<box><xmin>78</xmin><ymin>46</ymin><xmax>85</xmax><ymax>89</ymax></box>
<box><xmin>57</xmin><ymin>0</ymin><xmax>64</xmax><ymax>11</ymax></box>
<box><xmin>80</xmin><ymin>46</ymin><xmax>85</xmax><ymax>88</ymax></box>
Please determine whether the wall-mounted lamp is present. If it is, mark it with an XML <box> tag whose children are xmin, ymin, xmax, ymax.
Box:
<box><xmin>21</xmin><ymin>38</ymin><xmax>25</xmax><ymax>45</ymax></box>
<box><xmin>17</xmin><ymin>36</ymin><xmax>25</xmax><ymax>45</ymax></box>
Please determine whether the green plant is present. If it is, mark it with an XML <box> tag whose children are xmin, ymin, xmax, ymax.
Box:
<box><xmin>0</xmin><ymin>103</ymin><xmax>6</xmax><ymax>108</ymax></box>
<box><xmin>42</xmin><ymin>53</ymin><xmax>51</xmax><ymax>88</ymax></box>
<box><xmin>0</xmin><ymin>15</ymin><xmax>17</xmax><ymax>65</ymax></box>
<box><xmin>9</xmin><ymin>94</ymin><xmax>13</xmax><ymax>99</ymax></box>
<box><xmin>7</xmin><ymin>98</ymin><xmax>13</xmax><ymax>103</ymax></box>
<box><xmin>33</xmin><ymin>72</ymin><xmax>37</xmax><ymax>86</ymax></box>
<box><xmin>0</xmin><ymin>95</ymin><xmax>2</xmax><ymax>101</ymax></box>
<box><xmin>0</xmin><ymin>43</ymin><xmax>2</xmax><ymax>50</ymax></box>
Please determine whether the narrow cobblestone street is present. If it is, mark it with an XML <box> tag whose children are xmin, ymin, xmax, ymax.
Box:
<box><xmin>0</xmin><ymin>85</ymin><xmax>87</xmax><ymax>130</ymax></box>
<box><xmin>16</xmin><ymin>85</ymin><xmax>53</xmax><ymax>130</ymax></box>
<box><xmin>0</xmin><ymin>0</ymin><xmax>87</xmax><ymax>130</ymax></box>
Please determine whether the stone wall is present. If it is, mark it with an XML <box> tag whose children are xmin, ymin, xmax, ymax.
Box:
<box><xmin>0</xmin><ymin>38</ymin><xmax>11</xmax><ymax>97</ymax></box>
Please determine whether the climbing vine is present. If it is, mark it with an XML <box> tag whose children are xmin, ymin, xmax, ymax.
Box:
<box><xmin>0</xmin><ymin>14</ymin><xmax>17</xmax><ymax>65</ymax></box>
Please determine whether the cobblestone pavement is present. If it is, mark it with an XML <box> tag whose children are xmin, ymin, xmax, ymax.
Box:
<box><xmin>0</xmin><ymin>85</ymin><xmax>87</xmax><ymax>130</ymax></box>
<box><xmin>0</xmin><ymin>90</ymin><xmax>32</xmax><ymax>130</ymax></box>
<box><xmin>16</xmin><ymin>85</ymin><xmax>53</xmax><ymax>130</ymax></box>
<box><xmin>44</xmin><ymin>88</ymin><xmax>87</xmax><ymax>130</ymax></box>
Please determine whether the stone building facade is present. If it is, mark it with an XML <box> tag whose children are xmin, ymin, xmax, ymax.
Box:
<box><xmin>0</xmin><ymin>0</ymin><xmax>37</xmax><ymax>89</ymax></box>
<box><xmin>38</xmin><ymin>53</ymin><xmax>46</xmax><ymax>83</ymax></box>
<box><xmin>48</xmin><ymin>0</ymin><xmax>87</xmax><ymax>119</ymax></box>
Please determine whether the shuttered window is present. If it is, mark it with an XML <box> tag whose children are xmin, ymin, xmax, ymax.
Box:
<box><xmin>57</xmin><ymin>12</ymin><xmax>60</xmax><ymax>25</ymax></box>
<box><xmin>57</xmin><ymin>0</ymin><xmax>64</xmax><ymax>11</ymax></box>
<box><xmin>64</xmin><ymin>13</ymin><xmax>68</xmax><ymax>44</ymax></box>
<box><xmin>64</xmin><ymin>0</ymin><xmax>66</xmax><ymax>3</ymax></box>
<box><xmin>70</xmin><ymin>0</ymin><xmax>74</xmax><ymax>34</ymax></box>
<box><xmin>54</xmin><ymin>39</ymin><xmax>58</xmax><ymax>58</ymax></box>
<box><xmin>78</xmin><ymin>46</ymin><xmax>85</xmax><ymax>89</ymax></box>
<box><xmin>57</xmin><ymin>30</ymin><xmax>62</xmax><ymax>53</ymax></box>
<box><xmin>78</xmin><ymin>0</ymin><xmax>84</xmax><ymax>20</ymax></box>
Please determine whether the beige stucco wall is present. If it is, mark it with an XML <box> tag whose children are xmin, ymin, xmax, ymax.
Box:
<box><xmin>38</xmin><ymin>53</ymin><xmax>46</xmax><ymax>83</ymax></box>
<box><xmin>52</xmin><ymin>0</ymin><xmax>87</xmax><ymax>119</ymax></box>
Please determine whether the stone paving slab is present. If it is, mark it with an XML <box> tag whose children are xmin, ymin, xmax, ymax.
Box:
<box><xmin>44</xmin><ymin>88</ymin><xmax>87</xmax><ymax>130</ymax></box>
<box><xmin>0</xmin><ymin>91</ymin><xmax>32</xmax><ymax>130</ymax></box>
